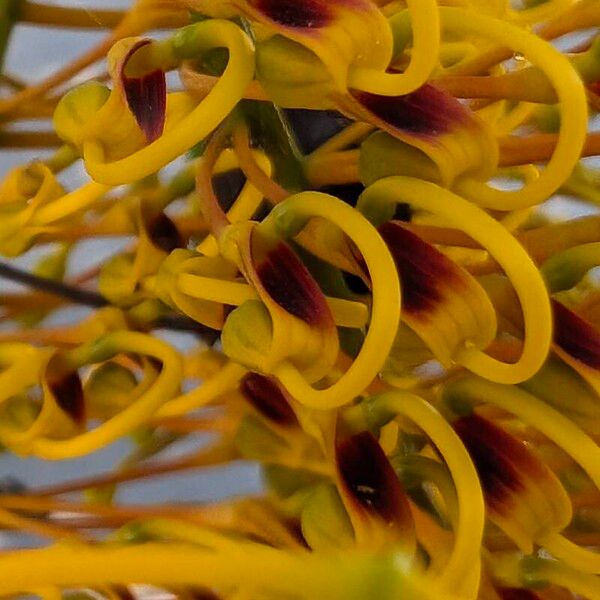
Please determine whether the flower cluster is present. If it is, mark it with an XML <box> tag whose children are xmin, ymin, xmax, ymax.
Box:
<box><xmin>0</xmin><ymin>0</ymin><xmax>600</xmax><ymax>598</ymax></box>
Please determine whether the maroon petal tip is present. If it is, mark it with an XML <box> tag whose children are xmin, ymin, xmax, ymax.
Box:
<box><xmin>351</xmin><ymin>84</ymin><xmax>470</xmax><ymax>139</ymax></box>
<box><xmin>48</xmin><ymin>370</ymin><xmax>85</xmax><ymax>426</ymax></box>
<box><xmin>240</xmin><ymin>372</ymin><xmax>299</xmax><ymax>427</ymax></box>
<box><xmin>453</xmin><ymin>413</ymin><xmax>547</xmax><ymax>513</ymax></box>
<box><xmin>499</xmin><ymin>589</ymin><xmax>542</xmax><ymax>600</ymax></box>
<box><xmin>147</xmin><ymin>212</ymin><xmax>185</xmax><ymax>253</ymax></box>
<box><xmin>553</xmin><ymin>299</ymin><xmax>600</xmax><ymax>369</ymax></box>
<box><xmin>378</xmin><ymin>221</ymin><xmax>465</xmax><ymax>317</ymax></box>
<box><xmin>252</xmin><ymin>233</ymin><xmax>332</xmax><ymax>327</ymax></box>
<box><xmin>253</xmin><ymin>0</ymin><xmax>332</xmax><ymax>28</ymax></box>
<box><xmin>122</xmin><ymin>40</ymin><xmax>167</xmax><ymax>143</ymax></box>
<box><xmin>336</xmin><ymin>431</ymin><xmax>412</xmax><ymax>528</ymax></box>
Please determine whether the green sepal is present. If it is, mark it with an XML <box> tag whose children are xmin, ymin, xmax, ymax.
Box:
<box><xmin>301</xmin><ymin>483</ymin><xmax>354</xmax><ymax>551</ymax></box>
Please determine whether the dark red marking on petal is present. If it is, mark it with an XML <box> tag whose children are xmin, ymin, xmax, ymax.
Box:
<box><xmin>121</xmin><ymin>40</ymin><xmax>166</xmax><ymax>143</ymax></box>
<box><xmin>253</xmin><ymin>0</ymin><xmax>332</xmax><ymax>28</ymax></box>
<box><xmin>48</xmin><ymin>370</ymin><xmax>85</xmax><ymax>426</ymax></box>
<box><xmin>378</xmin><ymin>221</ymin><xmax>464</xmax><ymax>316</ymax></box>
<box><xmin>553</xmin><ymin>299</ymin><xmax>600</xmax><ymax>369</ymax></box>
<box><xmin>589</xmin><ymin>81</ymin><xmax>600</xmax><ymax>96</ymax></box>
<box><xmin>453</xmin><ymin>414</ymin><xmax>545</xmax><ymax>512</ymax></box>
<box><xmin>147</xmin><ymin>212</ymin><xmax>184</xmax><ymax>253</ymax></box>
<box><xmin>498</xmin><ymin>589</ymin><xmax>541</xmax><ymax>600</ymax></box>
<box><xmin>336</xmin><ymin>431</ymin><xmax>412</xmax><ymax>528</ymax></box>
<box><xmin>253</xmin><ymin>236</ymin><xmax>330</xmax><ymax>326</ymax></box>
<box><xmin>351</xmin><ymin>84</ymin><xmax>469</xmax><ymax>138</ymax></box>
<box><xmin>240</xmin><ymin>372</ymin><xmax>298</xmax><ymax>427</ymax></box>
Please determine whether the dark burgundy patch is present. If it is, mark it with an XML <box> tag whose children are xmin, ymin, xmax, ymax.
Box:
<box><xmin>240</xmin><ymin>372</ymin><xmax>298</xmax><ymax>427</ymax></box>
<box><xmin>336</xmin><ymin>431</ymin><xmax>412</xmax><ymax>528</ymax></box>
<box><xmin>122</xmin><ymin>41</ymin><xmax>166</xmax><ymax>143</ymax></box>
<box><xmin>189</xmin><ymin>589</ymin><xmax>221</xmax><ymax>600</ymax></box>
<box><xmin>454</xmin><ymin>414</ymin><xmax>539</xmax><ymax>512</ymax></box>
<box><xmin>378</xmin><ymin>221</ymin><xmax>463</xmax><ymax>315</ymax></box>
<box><xmin>113</xmin><ymin>586</ymin><xmax>136</xmax><ymax>600</ymax></box>
<box><xmin>254</xmin><ymin>237</ymin><xmax>330</xmax><ymax>326</ymax></box>
<box><xmin>148</xmin><ymin>212</ymin><xmax>184</xmax><ymax>253</ymax></box>
<box><xmin>499</xmin><ymin>589</ymin><xmax>541</xmax><ymax>600</ymax></box>
<box><xmin>48</xmin><ymin>370</ymin><xmax>85</xmax><ymax>426</ymax></box>
<box><xmin>553</xmin><ymin>299</ymin><xmax>600</xmax><ymax>369</ymax></box>
<box><xmin>351</xmin><ymin>84</ymin><xmax>468</xmax><ymax>138</ymax></box>
<box><xmin>589</xmin><ymin>81</ymin><xmax>600</xmax><ymax>96</ymax></box>
<box><xmin>254</xmin><ymin>0</ymin><xmax>332</xmax><ymax>28</ymax></box>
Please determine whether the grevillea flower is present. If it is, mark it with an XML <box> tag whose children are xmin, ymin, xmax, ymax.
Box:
<box><xmin>351</xmin><ymin>85</ymin><xmax>498</xmax><ymax>187</ymax></box>
<box><xmin>54</xmin><ymin>38</ymin><xmax>167</xmax><ymax>162</ymax></box>
<box><xmin>222</xmin><ymin>224</ymin><xmax>339</xmax><ymax>382</ymax></box>
<box><xmin>0</xmin><ymin>351</ymin><xmax>85</xmax><ymax>453</ymax></box>
<box><xmin>99</xmin><ymin>205</ymin><xmax>184</xmax><ymax>307</ymax></box>
<box><xmin>373</xmin><ymin>220</ymin><xmax>497</xmax><ymax>369</ymax></box>
<box><xmin>3</xmin><ymin>0</ymin><xmax>600</xmax><ymax>598</ymax></box>
<box><xmin>53</xmin><ymin>20</ymin><xmax>254</xmax><ymax>185</ymax></box>
<box><xmin>551</xmin><ymin>298</ymin><xmax>600</xmax><ymax>395</ymax></box>
<box><xmin>187</xmin><ymin>0</ymin><xmax>393</xmax><ymax>95</ymax></box>
<box><xmin>453</xmin><ymin>412</ymin><xmax>572</xmax><ymax>554</ymax></box>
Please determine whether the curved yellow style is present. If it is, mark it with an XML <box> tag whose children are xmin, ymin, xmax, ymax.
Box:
<box><xmin>358</xmin><ymin>176</ymin><xmax>552</xmax><ymax>384</ymax></box>
<box><xmin>348</xmin><ymin>0</ymin><xmax>440</xmax><ymax>96</ymax></box>
<box><xmin>259</xmin><ymin>192</ymin><xmax>401</xmax><ymax>409</ymax></box>
<box><xmin>28</xmin><ymin>332</ymin><xmax>182</xmax><ymax>459</ymax></box>
<box><xmin>83</xmin><ymin>20</ymin><xmax>255</xmax><ymax>185</ymax></box>
<box><xmin>441</xmin><ymin>6</ymin><xmax>588</xmax><ymax>210</ymax></box>
<box><xmin>371</xmin><ymin>392</ymin><xmax>484</xmax><ymax>598</ymax></box>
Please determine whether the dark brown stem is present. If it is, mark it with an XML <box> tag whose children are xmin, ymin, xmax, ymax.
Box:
<box><xmin>0</xmin><ymin>261</ymin><xmax>219</xmax><ymax>339</ymax></box>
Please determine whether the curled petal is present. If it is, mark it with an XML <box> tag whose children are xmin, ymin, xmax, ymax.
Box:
<box><xmin>153</xmin><ymin>249</ymin><xmax>233</xmax><ymax>330</ymax></box>
<box><xmin>54</xmin><ymin>38</ymin><xmax>165</xmax><ymax>160</ymax></box>
<box><xmin>552</xmin><ymin>299</ymin><xmax>600</xmax><ymax>399</ymax></box>
<box><xmin>553</xmin><ymin>299</ymin><xmax>600</xmax><ymax>370</ymax></box>
<box><xmin>377</xmin><ymin>221</ymin><xmax>496</xmax><ymax>367</ymax></box>
<box><xmin>336</xmin><ymin>430</ymin><xmax>415</xmax><ymax>552</ymax></box>
<box><xmin>240</xmin><ymin>372</ymin><xmax>299</xmax><ymax>427</ymax></box>
<box><xmin>120</xmin><ymin>40</ymin><xmax>167</xmax><ymax>143</ymax></box>
<box><xmin>351</xmin><ymin>85</ymin><xmax>498</xmax><ymax>186</ymax></box>
<box><xmin>0</xmin><ymin>162</ymin><xmax>64</xmax><ymax>207</ymax></box>
<box><xmin>193</xmin><ymin>0</ymin><xmax>391</xmax><ymax>91</ymax></box>
<box><xmin>223</xmin><ymin>225</ymin><xmax>338</xmax><ymax>381</ymax></box>
<box><xmin>454</xmin><ymin>413</ymin><xmax>571</xmax><ymax>553</ymax></box>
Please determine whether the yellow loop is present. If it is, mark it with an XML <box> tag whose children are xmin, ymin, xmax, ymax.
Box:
<box><xmin>445</xmin><ymin>377</ymin><xmax>600</xmax><ymax>576</ymax></box>
<box><xmin>348</xmin><ymin>0</ymin><xmax>440</xmax><ymax>96</ymax></box>
<box><xmin>83</xmin><ymin>20</ymin><xmax>255</xmax><ymax>185</ymax></box>
<box><xmin>358</xmin><ymin>177</ymin><xmax>552</xmax><ymax>384</ymax></box>
<box><xmin>440</xmin><ymin>6</ymin><xmax>587</xmax><ymax>210</ymax></box>
<box><xmin>28</xmin><ymin>332</ymin><xmax>182</xmax><ymax>459</ymax></box>
<box><xmin>258</xmin><ymin>192</ymin><xmax>401</xmax><ymax>409</ymax></box>
<box><xmin>373</xmin><ymin>392</ymin><xmax>484</xmax><ymax>597</ymax></box>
